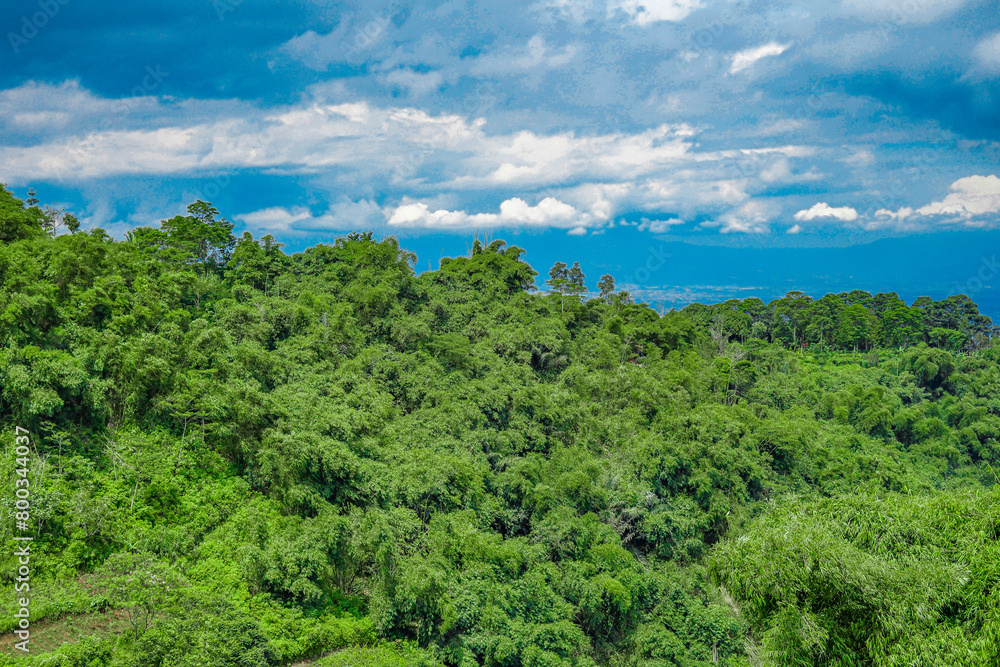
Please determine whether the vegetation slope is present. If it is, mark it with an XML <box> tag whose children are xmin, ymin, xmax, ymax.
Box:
<box><xmin>1</xmin><ymin>188</ymin><xmax>999</xmax><ymax>666</ymax></box>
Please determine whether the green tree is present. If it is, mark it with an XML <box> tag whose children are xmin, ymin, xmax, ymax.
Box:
<box><xmin>805</xmin><ymin>294</ymin><xmax>843</xmax><ymax>345</ymax></box>
<box><xmin>836</xmin><ymin>303</ymin><xmax>880</xmax><ymax>351</ymax></box>
<box><xmin>566</xmin><ymin>261</ymin><xmax>587</xmax><ymax>301</ymax></box>
<box><xmin>597</xmin><ymin>274</ymin><xmax>616</xmax><ymax>304</ymax></box>
<box><xmin>0</xmin><ymin>185</ymin><xmax>46</xmax><ymax>242</ymax></box>
<box><xmin>100</xmin><ymin>553</ymin><xmax>187</xmax><ymax>640</ymax></box>
<box><xmin>158</xmin><ymin>200</ymin><xmax>236</xmax><ymax>271</ymax></box>
<box><xmin>548</xmin><ymin>261</ymin><xmax>569</xmax><ymax>311</ymax></box>
<box><xmin>229</xmin><ymin>232</ymin><xmax>290</xmax><ymax>295</ymax></box>
<box><xmin>771</xmin><ymin>291</ymin><xmax>813</xmax><ymax>345</ymax></box>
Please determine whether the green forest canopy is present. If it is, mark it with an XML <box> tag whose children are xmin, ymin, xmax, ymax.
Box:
<box><xmin>1</xmin><ymin>187</ymin><xmax>999</xmax><ymax>666</ymax></box>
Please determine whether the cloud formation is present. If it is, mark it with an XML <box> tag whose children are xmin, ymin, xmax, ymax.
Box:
<box><xmin>637</xmin><ymin>217</ymin><xmax>685</xmax><ymax>233</ymax></box>
<box><xmin>236</xmin><ymin>195</ymin><xmax>606</xmax><ymax>235</ymax></box>
<box><xmin>873</xmin><ymin>175</ymin><xmax>1000</xmax><ymax>229</ymax></box>
<box><xmin>975</xmin><ymin>31</ymin><xmax>1000</xmax><ymax>70</ymax></box>
<box><xmin>236</xmin><ymin>199</ymin><xmax>385</xmax><ymax>234</ymax></box>
<box><xmin>0</xmin><ymin>0</ymin><xmax>997</xmax><ymax>244</ymax></box>
<box><xmin>793</xmin><ymin>203</ymin><xmax>860</xmax><ymax>223</ymax></box>
<box><xmin>915</xmin><ymin>175</ymin><xmax>1000</xmax><ymax>218</ymax></box>
<box><xmin>607</xmin><ymin>0</ymin><xmax>702</xmax><ymax>25</ymax></box>
<box><xmin>729</xmin><ymin>42</ymin><xmax>792</xmax><ymax>75</ymax></box>
<box><xmin>709</xmin><ymin>200</ymin><xmax>775</xmax><ymax>234</ymax></box>
<box><xmin>386</xmin><ymin>196</ymin><xmax>593</xmax><ymax>231</ymax></box>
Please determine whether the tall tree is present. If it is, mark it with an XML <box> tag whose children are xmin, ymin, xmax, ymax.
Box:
<box><xmin>836</xmin><ymin>303</ymin><xmax>880</xmax><ymax>351</ymax></box>
<box><xmin>548</xmin><ymin>261</ymin><xmax>569</xmax><ymax>311</ymax></box>
<box><xmin>159</xmin><ymin>200</ymin><xmax>236</xmax><ymax>271</ymax></box>
<box><xmin>566</xmin><ymin>261</ymin><xmax>587</xmax><ymax>301</ymax></box>
<box><xmin>0</xmin><ymin>185</ymin><xmax>46</xmax><ymax>242</ymax></box>
<box><xmin>771</xmin><ymin>291</ymin><xmax>813</xmax><ymax>346</ymax></box>
<box><xmin>598</xmin><ymin>274</ymin><xmax>616</xmax><ymax>305</ymax></box>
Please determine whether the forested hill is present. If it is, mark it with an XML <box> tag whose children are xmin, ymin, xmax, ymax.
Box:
<box><xmin>2</xmin><ymin>191</ymin><xmax>999</xmax><ymax>666</ymax></box>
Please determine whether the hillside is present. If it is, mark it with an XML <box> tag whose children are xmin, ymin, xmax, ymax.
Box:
<box><xmin>1</xmin><ymin>191</ymin><xmax>999</xmax><ymax>666</ymax></box>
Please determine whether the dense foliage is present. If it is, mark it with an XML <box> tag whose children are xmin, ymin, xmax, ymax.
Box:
<box><xmin>1</xmin><ymin>186</ymin><xmax>998</xmax><ymax>666</ymax></box>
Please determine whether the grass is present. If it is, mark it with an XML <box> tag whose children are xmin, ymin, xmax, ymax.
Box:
<box><xmin>0</xmin><ymin>609</ymin><xmax>129</xmax><ymax>656</ymax></box>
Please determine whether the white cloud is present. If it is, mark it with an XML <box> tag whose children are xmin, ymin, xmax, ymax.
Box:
<box><xmin>469</xmin><ymin>35</ymin><xmax>578</xmax><ymax>75</ymax></box>
<box><xmin>607</xmin><ymin>0</ymin><xmax>702</xmax><ymax>25</ymax></box>
<box><xmin>385</xmin><ymin>196</ymin><xmax>599</xmax><ymax>232</ymax></box>
<box><xmin>0</xmin><ymin>82</ymin><xmax>703</xmax><ymax>193</ymax></box>
<box><xmin>793</xmin><ymin>202</ymin><xmax>859</xmax><ymax>222</ymax></box>
<box><xmin>448</xmin><ymin>123</ymin><xmax>696</xmax><ymax>189</ymax></box>
<box><xmin>841</xmin><ymin>149</ymin><xmax>875</xmax><ymax>169</ymax></box>
<box><xmin>806</xmin><ymin>31</ymin><xmax>890</xmax><ymax>68</ymax></box>
<box><xmin>709</xmin><ymin>180</ymin><xmax>750</xmax><ymax>206</ymax></box>
<box><xmin>278</xmin><ymin>9</ymin><xmax>404</xmax><ymax>70</ymax></box>
<box><xmin>729</xmin><ymin>42</ymin><xmax>792</xmax><ymax>74</ymax></box>
<box><xmin>915</xmin><ymin>174</ymin><xmax>1000</xmax><ymax>218</ymax></box>
<box><xmin>380</xmin><ymin>69</ymin><xmax>447</xmax><ymax>96</ymax></box>
<box><xmin>705</xmin><ymin>200</ymin><xmax>775</xmax><ymax>234</ymax></box>
<box><xmin>0</xmin><ymin>97</ymin><xmax>491</xmax><ymax>182</ymax></box>
<box><xmin>238</xmin><ymin>206</ymin><xmax>312</xmax><ymax>230</ymax></box>
<box><xmin>974</xmin><ymin>31</ymin><xmax>1000</xmax><ymax>71</ymax></box>
<box><xmin>756</xmin><ymin>119</ymin><xmax>809</xmax><ymax>137</ymax></box>
<box><xmin>0</xmin><ymin>80</ymin><xmax>844</xmax><ymax>237</ymax></box>
<box><xmin>0</xmin><ymin>80</ymin><xmax>125</xmax><ymax>123</ymax></box>
<box><xmin>787</xmin><ymin>224</ymin><xmax>802</xmax><ymax>234</ymax></box>
<box><xmin>637</xmin><ymin>217</ymin><xmax>684</xmax><ymax>233</ymax></box>
<box><xmin>869</xmin><ymin>176</ymin><xmax>1000</xmax><ymax>230</ymax></box>
<box><xmin>874</xmin><ymin>206</ymin><xmax>913</xmax><ymax>221</ymax></box>
<box><xmin>236</xmin><ymin>199</ymin><xmax>384</xmax><ymax>234</ymax></box>
<box><xmin>738</xmin><ymin>146</ymin><xmax>816</xmax><ymax>158</ymax></box>
<box><xmin>759</xmin><ymin>158</ymin><xmax>823</xmax><ymax>184</ymax></box>
<box><xmin>0</xmin><ymin>79</ymin><xmax>206</xmax><ymax>144</ymax></box>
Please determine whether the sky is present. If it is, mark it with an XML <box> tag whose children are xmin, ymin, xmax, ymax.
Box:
<box><xmin>1</xmin><ymin>0</ymin><xmax>999</xmax><ymax>314</ymax></box>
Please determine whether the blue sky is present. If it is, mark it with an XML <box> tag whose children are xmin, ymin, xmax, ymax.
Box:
<box><xmin>2</xmin><ymin>0</ymin><xmax>999</xmax><ymax>313</ymax></box>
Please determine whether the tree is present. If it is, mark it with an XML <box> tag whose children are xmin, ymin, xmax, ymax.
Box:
<box><xmin>928</xmin><ymin>327</ymin><xmax>966</xmax><ymax>351</ymax></box>
<box><xmin>0</xmin><ymin>185</ymin><xmax>46</xmax><ymax>242</ymax></box>
<box><xmin>711</xmin><ymin>491</ymin><xmax>1000</xmax><ymax>665</ymax></box>
<box><xmin>229</xmin><ymin>232</ymin><xmax>290</xmax><ymax>295</ymax></box>
<box><xmin>566</xmin><ymin>261</ymin><xmax>587</xmax><ymax>301</ymax></box>
<box><xmin>771</xmin><ymin>291</ymin><xmax>813</xmax><ymax>346</ymax></box>
<box><xmin>158</xmin><ymin>200</ymin><xmax>235</xmax><ymax>271</ymax></box>
<box><xmin>436</xmin><ymin>240</ymin><xmax>537</xmax><ymax>293</ymax></box>
<box><xmin>598</xmin><ymin>274</ymin><xmax>616</xmax><ymax>305</ymax></box>
<box><xmin>124</xmin><ymin>594</ymin><xmax>273</xmax><ymax>667</ymax></box>
<box><xmin>804</xmin><ymin>294</ymin><xmax>844</xmax><ymax>345</ymax></box>
<box><xmin>100</xmin><ymin>553</ymin><xmax>186</xmax><ymax>640</ymax></box>
<box><xmin>548</xmin><ymin>261</ymin><xmax>569</xmax><ymax>311</ymax></box>
<box><xmin>4</xmin><ymin>212</ymin><xmax>1000</xmax><ymax>666</ymax></box>
<box><xmin>41</xmin><ymin>206</ymin><xmax>82</xmax><ymax>237</ymax></box>
<box><xmin>547</xmin><ymin>261</ymin><xmax>586</xmax><ymax>311</ymax></box>
<box><xmin>836</xmin><ymin>303</ymin><xmax>880</xmax><ymax>351</ymax></box>
<box><xmin>882</xmin><ymin>302</ymin><xmax>923</xmax><ymax>347</ymax></box>
<box><xmin>65</xmin><ymin>212</ymin><xmax>81</xmax><ymax>233</ymax></box>
<box><xmin>615</xmin><ymin>289</ymin><xmax>634</xmax><ymax>307</ymax></box>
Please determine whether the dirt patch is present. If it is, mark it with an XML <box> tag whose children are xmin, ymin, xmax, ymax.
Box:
<box><xmin>0</xmin><ymin>609</ymin><xmax>130</xmax><ymax>655</ymax></box>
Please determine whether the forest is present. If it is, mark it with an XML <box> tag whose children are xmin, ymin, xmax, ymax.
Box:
<box><xmin>1</xmin><ymin>185</ymin><xmax>999</xmax><ymax>666</ymax></box>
